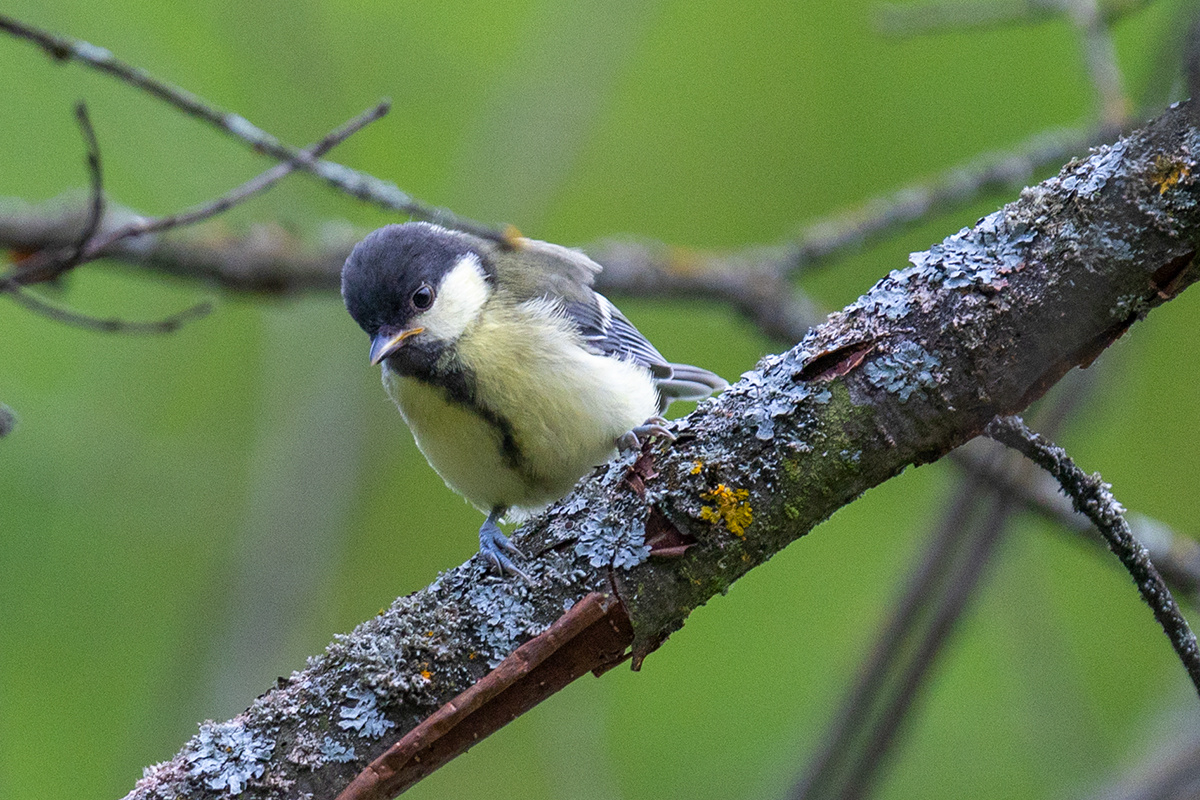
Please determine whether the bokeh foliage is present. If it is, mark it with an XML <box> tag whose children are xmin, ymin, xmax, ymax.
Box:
<box><xmin>1</xmin><ymin>1</ymin><xmax>1197</xmax><ymax>798</ymax></box>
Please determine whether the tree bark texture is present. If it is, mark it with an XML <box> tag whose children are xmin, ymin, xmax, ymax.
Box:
<box><xmin>121</xmin><ymin>101</ymin><xmax>1200</xmax><ymax>799</ymax></box>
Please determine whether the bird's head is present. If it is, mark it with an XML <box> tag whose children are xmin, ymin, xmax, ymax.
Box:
<box><xmin>341</xmin><ymin>222</ymin><xmax>495</xmax><ymax>372</ymax></box>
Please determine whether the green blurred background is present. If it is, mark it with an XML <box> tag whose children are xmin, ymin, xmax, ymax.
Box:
<box><xmin>2</xmin><ymin>1</ymin><xmax>1198</xmax><ymax>798</ymax></box>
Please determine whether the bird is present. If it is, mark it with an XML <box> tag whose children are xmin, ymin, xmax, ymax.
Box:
<box><xmin>341</xmin><ymin>222</ymin><xmax>727</xmax><ymax>580</ymax></box>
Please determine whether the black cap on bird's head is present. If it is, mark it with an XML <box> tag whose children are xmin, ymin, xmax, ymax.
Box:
<box><xmin>341</xmin><ymin>223</ymin><xmax>494</xmax><ymax>369</ymax></box>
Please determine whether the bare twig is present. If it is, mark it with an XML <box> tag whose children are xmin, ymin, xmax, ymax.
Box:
<box><xmin>0</xmin><ymin>13</ymin><xmax>504</xmax><ymax>242</ymax></box>
<box><xmin>68</xmin><ymin>102</ymin><xmax>104</xmax><ymax>267</ymax></box>
<box><xmin>7</xmin><ymin>285</ymin><xmax>212</xmax><ymax>334</ymax></box>
<box><xmin>780</xmin><ymin>121</ymin><xmax>1123</xmax><ymax>277</ymax></box>
<box><xmin>3</xmin><ymin>99</ymin><xmax>388</xmax><ymax>293</ymax></box>
<box><xmin>986</xmin><ymin>415</ymin><xmax>1200</xmax><ymax>697</ymax></box>
<box><xmin>89</xmin><ymin>100</ymin><xmax>391</xmax><ymax>251</ymax></box>
<box><xmin>2</xmin><ymin>101</ymin><xmax>388</xmax><ymax>332</ymax></box>
<box><xmin>0</xmin><ymin>101</ymin><xmax>213</xmax><ymax>333</ymax></box>
<box><xmin>6</xmin><ymin>102</ymin><xmax>108</xmax><ymax>284</ymax></box>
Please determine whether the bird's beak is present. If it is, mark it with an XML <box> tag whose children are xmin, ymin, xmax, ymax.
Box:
<box><xmin>369</xmin><ymin>327</ymin><xmax>424</xmax><ymax>365</ymax></box>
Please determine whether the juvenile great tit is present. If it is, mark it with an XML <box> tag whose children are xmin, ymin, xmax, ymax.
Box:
<box><xmin>341</xmin><ymin>222</ymin><xmax>727</xmax><ymax>579</ymax></box>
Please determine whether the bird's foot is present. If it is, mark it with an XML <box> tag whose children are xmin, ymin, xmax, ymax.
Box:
<box><xmin>479</xmin><ymin>511</ymin><xmax>534</xmax><ymax>584</ymax></box>
<box><xmin>617</xmin><ymin>416</ymin><xmax>675</xmax><ymax>451</ymax></box>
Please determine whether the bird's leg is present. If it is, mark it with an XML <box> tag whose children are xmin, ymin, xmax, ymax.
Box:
<box><xmin>479</xmin><ymin>506</ymin><xmax>533</xmax><ymax>583</ymax></box>
<box><xmin>616</xmin><ymin>416</ymin><xmax>675</xmax><ymax>451</ymax></box>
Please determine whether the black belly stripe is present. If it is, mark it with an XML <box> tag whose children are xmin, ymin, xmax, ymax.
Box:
<box><xmin>471</xmin><ymin>400</ymin><xmax>525</xmax><ymax>472</ymax></box>
<box><xmin>389</xmin><ymin>353</ymin><xmax>529</xmax><ymax>474</ymax></box>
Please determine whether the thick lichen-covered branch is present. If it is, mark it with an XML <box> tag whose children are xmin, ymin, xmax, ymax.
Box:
<box><xmin>121</xmin><ymin>101</ymin><xmax>1200</xmax><ymax>800</ymax></box>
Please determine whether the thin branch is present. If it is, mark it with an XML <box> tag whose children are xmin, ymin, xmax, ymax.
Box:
<box><xmin>0</xmin><ymin>101</ymin><xmax>212</xmax><ymax>334</ymax></box>
<box><xmin>6</xmin><ymin>101</ymin><xmax>108</xmax><ymax>284</ymax></box>
<box><xmin>985</xmin><ymin>415</ymin><xmax>1200</xmax><ymax>696</ymax></box>
<box><xmin>7</xmin><ymin>284</ymin><xmax>212</xmax><ymax>334</ymax></box>
<box><xmin>780</xmin><ymin>121</ymin><xmax>1123</xmax><ymax>277</ymax></box>
<box><xmin>68</xmin><ymin>101</ymin><xmax>104</xmax><ymax>267</ymax></box>
<box><xmin>89</xmin><ymin>100</ymin><xmax>392</xmax><ymax>251</ymax></box>
<box><xmin>3</xmin><ymin>100</ymin><xmax>388</xmax><ymax>293</ymax></box>
<box><xmin>0</xmin><ymin>13</ymin><xmax>504</xmax><ymax>243</ymax></box>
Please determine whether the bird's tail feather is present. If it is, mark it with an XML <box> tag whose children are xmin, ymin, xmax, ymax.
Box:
<box><xmin>656</xmin><ymin>363</ymin><xmax>729</xmax><ymax>408</ymax></box>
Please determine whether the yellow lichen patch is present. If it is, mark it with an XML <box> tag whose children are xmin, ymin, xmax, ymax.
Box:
<box><xmin>420</xmin><ymin>669</ymin><xmax>433</xmax><ymax>681</ymax></box>
<box><xmin>700</xmin><ymin>483</ymin><xmax>753</xmax><ymax>537</ymax></box>
<box><xmin>1151</xmin><ymin>155</ymin><xmax>1190</xmax><ymax>195</ymax></box>
<box><xmin>690</xmin><ymin>460</ymin><xmax>704</xmax><ymax>475</ymax></box>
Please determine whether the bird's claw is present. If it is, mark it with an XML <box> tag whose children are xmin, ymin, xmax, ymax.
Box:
<box><xmin>617</xmin><ymin>416</ymin><xmax>675</xmax><ymax>451</ymax></box>
<box><xmin>479</xmin><ymin>515</ymin><xmax>534</xmax><ymax>584</ymax></box>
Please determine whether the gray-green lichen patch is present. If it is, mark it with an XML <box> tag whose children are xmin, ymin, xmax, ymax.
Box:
<box><xmin>286</xmin><ymin>730</ymin><xmax>357</xmax><ymax>769</ymax></box>
<box><xmin>574</xmin><ymin>511</ymin><xmax>650</xmax><ymax>569</ymax></box>
<box><xmin>327</xmin><ymin>593</ymin><xmax>461</xmax><ymax>699</ymax></box>
<box><xmin>320</xmin><ymin>737</ymin><xmax>356</xmax><ymax>763</ymax></box>
<box><xmin>844</xmin><ymin>205</ymin><xmax>1036</xmax><ymax>329</ymax></box>
<box><xmin>847</xmin><ymin>275</ymin><xmax>914</xmax><ymax>320</ymax></box>
<box><xmin>908</xmin><ymin>210</ymin><xmax>1035</xmax><ymax>290</ymax></box>
<box><xmin>863</xmin><ymin>341</ymin><xmax>942</xmax><ymax>402</ymax></box>
<box><xmin>184</xmin><ymin>719</ymin><xmax>276</xmax><ymax>794</ymax></box>
<box><xmin>1058</xmin><ymin>139</ymin><xmax>1128</xmax><ymax>197</ymax></box>
<box><xmin>721</xmin><ymin>349</ymin><xmax>833</xmax><ymax>445</ymax></box>
<box><xmin>553</xmin><ymin>449</ymin><xmax>653</xmax><ymax>571</ymax></box>
<box><xmin>337</xmin><ymin>685</ymin><xmax>396</xmax><ymax>739</ymax></box>
<box><xmin>470</xmin><ymin>581</ymin><xmax>544</xmax><ymax>667</ymax></box>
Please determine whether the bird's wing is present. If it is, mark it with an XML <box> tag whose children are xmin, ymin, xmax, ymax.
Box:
<box><xmin>492</xmin><ymin>237</ymin><xmax>602</xmax><ymax>303</ymax></box>
<box><xmin>494</xmin><ymin>236</ymin><xmax>682</xmax><ymax>379</ymax></box>
<box><xmin>561</xmin><ymin>293</ymin><xmax>674</xmax><ymax>379</ymax></box>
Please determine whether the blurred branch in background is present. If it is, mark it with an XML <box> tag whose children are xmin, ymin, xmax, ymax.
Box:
<box><xmin>0</xmin><ymin>110</ymin><xmax>1146</xmax><ymax>344</ymax></box>
<box><xmin>5</xmin><ymin>100</ymin><xmax>391</xmax><ymax>289</ymax></box>
<box><xmin>1085</xmin><ymin>728</ymin><xmax>1200</xmax><ymax>800</ymax></box>
<box><xmin>1</xmin><ymin>98</ymin><xmax>390</xmax><ymax>336</ymax></box>
<box><xmin>874</xmin><ymin>0</ymin><xmax>1153</xmax><ymax>36</ymax></box>
<box><xmin>791</xmin><ymin>369</ymin><xmax>1095</xmax><ymax>800</ymax></box>
<box><xmin>0</xmin><ymin>13</ymin><xmax>505</xmax><ymax>243</ymax></box>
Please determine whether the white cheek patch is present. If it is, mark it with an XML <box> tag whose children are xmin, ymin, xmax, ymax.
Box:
<box><xmin>417</xmin><ymin>252</ymin><xmax>492</xmax><ymax>342</ymax></box>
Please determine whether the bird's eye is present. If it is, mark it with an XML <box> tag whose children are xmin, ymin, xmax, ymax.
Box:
<box><xmin>411</xmin><ymin>284</ymin><xmax>435</xmax><ymax>311</ymax></box>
